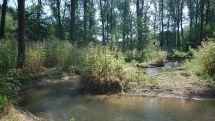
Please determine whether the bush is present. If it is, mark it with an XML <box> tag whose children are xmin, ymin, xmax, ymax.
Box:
<box><xmin>80</xmin><ymin>45</ymin><xmax>124</xmax><ymax>93</ymax></box>
<box><xmin>44</xmin><ymin>40</ymin><xmax>74</xmax><ymax>67</ymax></box>
<box><xmin>154</xmin><ymin>51</ymin><xmax>167</xmax><ymax>66</ymax></box>
<box><xmin>137</xmin><ymin>43</ymin><xmax>167</xmax><ymax>64</ymax></box>
<box><xmin>198</xmin><ymin>41</ymin><xmax>215</xmax><ymax>75</ymax></box>
<box><xmin>81</xmin><ymin>45</ymin><xmax>124</xmax><ymax>81</ymax></box>
<box><xmin>0</xmin><ymin>70</ymin><xmax>20</xmax><ymax>114</ymax></box>
<box><xmin>185</xmin><ymin>40</ymin><xmax>215</xmax><ymax>76</ymax></box>
<box><xmin>172</xmin><ymin>49</ymin><xmax>188</xmax><ymax>58</ymax></box>
<box><xmin>0</xmin><ymin>40</ymin><xmax>17</xmax><ymax>73</ymax></box>
<box><xmin>26</xmin><ymin>42</ymin><xmax>46</xmax><ymax>72</ymax></box>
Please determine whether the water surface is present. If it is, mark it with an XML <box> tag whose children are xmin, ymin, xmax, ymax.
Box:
<box><xmin>18</xmin><ymin>82</ymin><xmax>215</xmax><ymax>121</ymax></box>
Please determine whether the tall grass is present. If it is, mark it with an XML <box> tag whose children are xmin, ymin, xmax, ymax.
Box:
<box><xmin>0</xmin><ymin>40</ymin><xmax>74</xmax><ymax>72</ymax></box>
<box><xmin>0</xmin><ymin>40</ymin><xmax>17</xmax><ymax>73</ymax></box>
<box><xmin>81</xmin><ymin>45</ymin><xmax>125</xmax><ymax>82</ymax></box>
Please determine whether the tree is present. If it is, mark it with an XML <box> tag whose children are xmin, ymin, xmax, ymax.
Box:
<box><xmin>199</xmin><ymin>0</ymin><xmax>205</xmax><ymax>43</ymax></box>
<box><xmin>70</xmin><ymin>0</ymin><xmax>77</xmax><ymax>42</ymax></box>
<box><xmin>17</xmin><ymin>0</ymin><xmax>26</xmax><ymax>69</ymax></box>
<box><xmin>56</xmin><ymin>0</ymin><xmax>63</xmax><ymax>39</ymax></box>
<box><xmin>99</xmin><ymin>0</ymin><xmax>106</xmax><ymax>44</ymax></box>
<box><xmin>160</xmin><ymin>0</ymin><xmax>164</xmax><ymax>50</ymax></box>
<box><xmin>0</xmin><ymin>0</ymin><xmax>8</xmax><ymax>39</ymax></box>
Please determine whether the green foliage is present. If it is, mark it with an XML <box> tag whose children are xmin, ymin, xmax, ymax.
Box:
<box><xmin>172</xmin><ymin>49</ymin><xmax>188</xmax><ymax>58</ymax></box>
<box><xmin>185</xmin><ymin>40</ymin><xmax>215</xmax><ymax>76</ymax></box>
<box><xmin>122</xmin><ymin>71</ymin><xmax>157</xmax><ymax>87</ymax></box>
<box><xmin>44</xmin><ymin>40</ymin><xmax>74</xmax><ymax>67</ymax></box>
<box><xmin>81</xmin><ymin>45</ymin><xmax>125</xmax><ymax>82</ymax></box>
<box><xmin>0</xmin><ymin>40</ymin><xmax>17</xmax><ymax>73</ymax></box>
<box><xmin>126</xmin><ymin>40</ymin><xmax>167</xmax><ymax>65</ymax></box>
<box><xmin>26</xmin><ymin>42</ymin><xmax>45</xmax><ymax>72</ymax></box>
<box><xmin>0</xmin><ymin>70</ymin><xmax>20</xmax><ymax>113</ymax></box>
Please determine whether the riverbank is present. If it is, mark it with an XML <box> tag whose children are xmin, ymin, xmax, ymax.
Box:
<box><xmin>0</xmin><ymin>107</ymin><xmax>40</xmax><ymax>121</ymax></box>
<box><xmin>19</xmin><ymin>65</ymin><xmax>215</xmax><ymax>99</ymax></box>
<box><xmin>123</xmin><ymin>64</ymin><xmax>215</xmax><ymax>99</ymax></box>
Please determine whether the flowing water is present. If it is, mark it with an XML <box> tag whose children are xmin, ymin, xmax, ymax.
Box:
<box><xmin>145</xmin><ymin>61</ymin><xmax>183</xmax><ymax>76</ymax></box>
<box><xmin>17</xmin><ymin>82</ymin><xmax>215</xmax><ymax>121</ymax></box>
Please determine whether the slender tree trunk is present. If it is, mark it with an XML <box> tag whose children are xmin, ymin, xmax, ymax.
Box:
<box><xmin>109</xmin><ymin>0</ymin><xmax>113</xmax><ymax>41</ymax></box>
<box><xmin>177</xmin><ymin>0</ymin><xmax>180</xmax><ymax>50</ymax></box>
<box><xmin>180</xmin><ymin>0</ymin><xmax>184</xmax><ymax>42</ymax></box>
<box><xmin>83</xmin><ymin>0</ymin><xmax>88</xmax><ymax>42</ymax></box>
<box><xmin>36</xmin><ymin>0</ymin><xmax>42</xmax><ymax>21</ymax></box>
<box><xmin>56</xmin><ymin>0</ymin><xmax>63</xmax><ymax>40</ymax></box>
<box><xmin>161</xmin><ymin>0</ymin><xmax>164</xmax><ymax>50</ymax></box>
<box><xmin>99</xmin><ymin>0</ymin><xmax>106</xmax><ymax>44</ymax></box>
<box><xmin>122</xmin><ymin>0</ymin><xmax>128</xmax><ymax>52</ymax></box>
<box><xmin>136</xmin><ymin>0</ymin><xmax>143</xmax><ymax>51</ymax></box>
<box><xmin>17</xmin><ymin>0</ymin><xmax>26</xmax><ymax>69</ymax></box>
<box><xmin>205</xmin><ymin>0</ymin><xmax>210</xmax><ymax>25</ymax></box>
<box><xmin>89</xmin><ymin>0</ymin><xmax>94</xmax><ymax>40</ymax></box>
<box><xmin>167</xmin><ymin>15</ymin><xmax>170</xmax><ymax>50</ymax></box>
<box><xmin>70</xmin><ymin>0</ymin><xmax>77</xmax><ymax>42</ymax></box>
<box><xmin>189</xmin><ymin>0</ymin><xmax>193</xmax><ymax>41</ymax></box>
<box><xmin>0</xmin><ymin>0</ymin><xmax>8</xmax><ymax>39</ymax></box>
<box><xmin>199</xmin><ymin>0</ymin><xmax>205</xmax><ymax>44</ymax></box>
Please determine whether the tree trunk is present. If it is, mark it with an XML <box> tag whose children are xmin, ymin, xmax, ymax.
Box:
<box><xmin>0</xmin><ymin>0</ymin><xmax>8</xmax><ymax>39</ymax></box>
<box><xmin>199</xmin><ymin>0</ymin><xmax>205</xmax><ymax>44</ymax></box>
<box><xmin>56</xmin><ymin>0</ymin><xmax>63</xmax><ymax>40</ymax></box>
<box><xmin>70</xmin><ymin>0</ymin><xmax>77</xmax><ymax>42</ymax></box>
<box><xmin>83</xmin><ymin>0</ymin><xmax>88</xmax><ymax>42</ymax></box>
<box><xmin>180</xmin><ymin>0</ymin><xmax>184</xmax><ymax>42</ymax></box>
<box><xmin>161</xmin><ymin>0</ymin><xmax>164</xmax><ymax>50</ymax></box>
<box><xmin>36</xmin><ymin>0</ymin><xmax>42</xmax><ymax>21</ymax></box>
<box><xmin>122</xmin><ymin>0</ymin><xmax>128</xmax><ymax>52</ymax></box>
<box><xmin>177</xmin><ymin>0</ymin><xmax>180</xmax><ymax>50</ymax></box>
<box><xmin>99</xmin><ymin>0</ymin><xmax>106</xmax><ymax>44</ymax></box>
<box><xmin>136</xmin><ymin>0</ymin><xmax>143</xmax><ymax>51</ymax></box>
<box><xmin>17</xmin><ymin>0</ymin><xmax>26</xmax><ymax>69</ymax></box>
<box><xmin>89</xmin><ymin>0</ymin><xmax>94</xmax><ymax>40</ymax></box>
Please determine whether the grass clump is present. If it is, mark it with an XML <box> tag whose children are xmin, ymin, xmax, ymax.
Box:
<box><xmin>81</xmin><ymin>45</ymin><xmax>124</xmax><ymax>81</ymax></box>
<box><xmin>80</xmin><ymin>45</ymin><xmax>125</xmax><ymax>93</ymax></box>
<box><xmin>45</xmin><ymin>40</ymin><xmax>74</xmax><ymax>67</ymax></box>
<box><xmin>122</xmin><ymin>71</ymin><xmax>157</xmax><ymax>87</ymax></box>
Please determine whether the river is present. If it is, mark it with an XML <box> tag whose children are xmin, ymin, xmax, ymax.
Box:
<box><xmin>17</xmin><ymin>82</ymin><xmax>215</xmax><ymax>121</ymax></box>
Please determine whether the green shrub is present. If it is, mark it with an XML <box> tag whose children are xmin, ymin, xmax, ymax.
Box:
<box><xmin>185</xmin><ymin>40</ymin><xmax>215</xmax><ymax>76</ymax></box>
<box><xmin>0</xmin><ymin>40</ymin><xmax>17</xmax><ymax>73</ymax></box>
<box><xmin>125</xmin><ymin>43</ymin><xmax>167</xmax><ymax>66</ymax></box>
<box><xmin>81</xmin><ymin>45</ymin><xmax>125</xmax><ymax>82</ymax></box>
<box><xmin>0</xmin><ymin>70</ymin><xmax>20</xmax><ymax>114</ymax></box>
<box><xmin>172</xmin><ymin>49</ymin><xmax>188</xmax><ymax>58</ymax></box>
<box><xmin>198</xmin><ymin>41</ymin><xmax>215</xmax><ymax>75</ymax></box>
<box><xmin>26</xmin><ymin>42</ymin><xmax>46</xmax><ymax>72</ymax></box>
<box><xmin>154</xmin><ymin>51</ymin><xmax>167</xmax><ymax>66</ymax></box>
<box><xmin>45</xmin><ymin>40</ymin><xmax>74</xmax><ymax>67</ymax></box>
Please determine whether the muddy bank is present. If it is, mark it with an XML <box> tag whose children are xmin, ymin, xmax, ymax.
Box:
<box><xmin>20</xmin><ymin>67</ymin><xmax>215</xmax><ymax>99</ymax></box>
<box><xmin>21</xmin><ymin>73</ymin><xmax>81</xmax><ymax>90</ymax></box>
<box><xmin>124</xmin><ymin>70</ymin><xmax>215</xmax><ymax>99</ymax></box>
<box><xmin>0</xmin><ymin>107</ymin><xmax>40</xmax><ymax>121</ymax></box>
